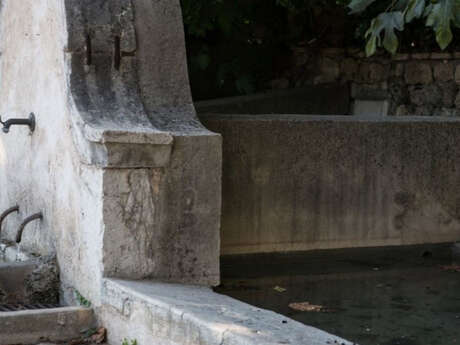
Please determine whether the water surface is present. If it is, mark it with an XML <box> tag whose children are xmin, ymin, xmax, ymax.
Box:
<box><xmin>216</xmin><ymin>244</ymin><xmax>460</xmax><ymax>345</ymax></box>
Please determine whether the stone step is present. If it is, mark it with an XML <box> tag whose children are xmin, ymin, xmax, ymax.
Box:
<box><xmin>0</xmin><ymin>306</ymin><xmax>96</xmax><ymax>345</ymax></box>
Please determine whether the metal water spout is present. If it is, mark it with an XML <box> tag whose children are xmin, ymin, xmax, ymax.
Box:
<box><xmin>0</xmin><ymin>113</ymin><xmax>36</xmax><ymax>133</ymax></box>
<box><xmin>0</xmin><ymin>205</ymin><xmax>19</xmax><ymax>237</ymax></box>
<box><xmin>15</xmin><ymin>212</ymin><xmax>42</xmax><ymax>243</ymax></box>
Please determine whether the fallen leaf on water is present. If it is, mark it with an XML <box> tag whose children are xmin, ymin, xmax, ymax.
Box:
<box><xmin>273</xmin><ymin>286</ymin><xmax>286</xmax><ymax>293</ymax></box>
<box><xmin>288</xmin><ymin>302</ymin><xmax>339</xmax><ymax>313</ymax></box>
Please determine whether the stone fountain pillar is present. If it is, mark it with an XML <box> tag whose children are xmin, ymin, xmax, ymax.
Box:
<box><xmin>0</xmin><ymin>0</ymin><xmax>221</xmax><ymax>305</ymax></box>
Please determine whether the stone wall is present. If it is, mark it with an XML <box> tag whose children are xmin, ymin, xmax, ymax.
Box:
<box><xmin>271</xmin><ymin>48</ymin><xmax>460</xmax><ymax>116</ymax></box>
<box><xmin>202</xmin><ymin>114</ymin><xmax>460</xmax><ymax>255</ymax></box>
<box><xmin>0</xmin><ymin>0</ymin><xmax>221</xmax><ymax>307</ymax></box>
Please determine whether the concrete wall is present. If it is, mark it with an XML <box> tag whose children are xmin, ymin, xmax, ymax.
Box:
<box><xmin>0</xmin><ymin>0</ymin><xmax>221</xmax><ymax>307</ymax></box>
<box><xmin>202</xmin><ymin>114</ymin><xmax>460</xmax><ymax>255</ymax></box>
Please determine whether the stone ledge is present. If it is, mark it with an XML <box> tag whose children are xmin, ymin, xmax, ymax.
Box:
<box><xmin>0</xmin><ymin>307</ymin><xmax>95</xmax><ymax>345</ymax></box>
<box><xmin>100</xmin><ymin>278</ymin><xmax>353</xmax><ymax>345</ymax></box>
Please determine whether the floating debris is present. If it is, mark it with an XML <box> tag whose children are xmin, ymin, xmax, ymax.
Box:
<box><xmin>288</xmin><ymin>302</ymin><xmax>339</xmax><ymax>313</ymax></box>
<box><xmin>273</xmin><ymin>286</ymin><xmax>287</xmax><ymax>293</ymax></box>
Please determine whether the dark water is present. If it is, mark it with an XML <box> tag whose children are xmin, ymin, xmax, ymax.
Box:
<box><xmin>215</xmin><ymin>244</ymin><xmax>460</xmax><ymax>345</ymax></box>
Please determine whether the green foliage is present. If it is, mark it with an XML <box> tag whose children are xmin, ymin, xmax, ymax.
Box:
<box><xmin>122</xmin><ymin>338</ymin><xmax>138</xmax><ymax>345</ymax></box>
<box><xmin>365</xmin><ymin>11</ymin><xmax>405</xmax><ymax>55</ymax></box>
<box><xmin>181</xmin><ymin>0</ymin><xmax>458</xmax><ymax>99</ymax></box>
<box><xmin>347</xmin><ymin>0</ymin><xmax>460</xmax><ymax>55</ymax></box>
<box><xmin>74</xmin><ymin>289</ymin><xmax>91</xmax><ymax>308</ymax></box>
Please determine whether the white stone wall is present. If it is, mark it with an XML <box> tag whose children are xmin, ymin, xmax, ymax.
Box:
<box><xmin>0</xmin><ymin>0</ymin><xmax>105</xmax><ymax>304</ymax></box>
<box><xmin>0</xmin><ymin>0</ymin><xmax>221</xmax><ymax>307</ymax></box>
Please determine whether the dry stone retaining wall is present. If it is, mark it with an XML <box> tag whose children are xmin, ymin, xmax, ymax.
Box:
<box><xmin>272</xmin><ymin>48</ymin><xmax>460</xmax><ymax>116</ymax></box>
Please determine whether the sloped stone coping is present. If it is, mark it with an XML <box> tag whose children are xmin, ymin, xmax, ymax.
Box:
<box><xmin>100</xmin><ymin>278</ymin><xmax>354</xmax><ymax>345</ymax></box>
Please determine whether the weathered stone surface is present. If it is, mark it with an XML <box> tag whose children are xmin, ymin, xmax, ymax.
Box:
<box><xmin>414</xmin><ymin>106</ymin><xmax>433</xmax><ymax>116</ymax></box>
<box><xmin>440</xmin><ymin>82</ymin><xmax>458</xmax><ymax>107</ymax></box>
<box><xmin>314</xmin><ymin>57</ymin><xmax>339</xmax><ymax>84</ymax></box>
<box><xmin>411</xmin><ymin>53</ymin><xmax>430</xmax><ymax>60</ymax></box>
<box><xmin>431</xmin><ymin>52</ymin><xmax>452</xmax><ymax>60</ymax></box>
<box><xmin>0</xmin><ymin>307</ymin><xmax>95</xmax><ymax>345</ymax></box>
<box><xmin>0</xmin><ymin>0</ymin><xmax>222</xmax><ymax>310</ymax></box>
<box><xmin>24</xmin><ymin>255</ymin><xmax>59</xmax><ymax>304</ymax></box>
<box><xmin>455</xmin><ymin>65</ymin><xmax>460</xmax><ymax>84</ymax></box>
<box><xmin>340</xmin><ymin>58</ymin><xmax>359</xmax><ymax>81</ymax></box>
<box><xmin>434</xmin><ymin>62</ymin><xmax>454</xmax><ymax>82</ymax></box>
<box><xmin>405</xmin><ymin>63</ymin><xmax>433</xmax><ymax>84</ymax></box>
<box><xmin>455</xmin><ymin>91</ymin><xmax>460</xmax><ymax>108</ymax></box>
<box><xmin>359</xmin><ymin>63</ymin><xmax>387</xmax><ymax>83</ymax></box>
<box><xmin>388</xmin><ymin>78</ymin><xmax>409</xmax><ymax>105</ymax></box>
<box><xmin>100</xmin><ymin>279</ymin><xmax>354</xmax><ymax>345</ymax></box>
<box><xmin>395</xmin><ymin>104</ymin><xmax>409</xmax><ymax>116</ymax></box>
<box><xmin>438</xmin><ymin>107</ymin><xmax>459</xmax><ymax>117</ymax></box>
<box><xmin>102</xmin><ymin>134</ymin><xmax>221</xmax><ymax>285</ymax></box>
<box><xmin>203</xmin><ymin>114</ymin><xmax>460</xmax><ymax>255</ymax></box>
<box><xmin>270</xmin><ymin>78</ymin><xmax>290</xmax><ymax>89</ymax></box>
<box><xmin>393</xmin><ymin>53</ymin><xmax>410</xmax><ymax>61</ymax></box>
<box><xmin>409</xmin><ymin>84</ymin><xmax>442</xmax><ymax>106</ymax></box>
<box><xmin>0</xmin><ymin>251</ymin><xmax>58</xmax><ymax>305</ymax></box>
<box><xmin>391</xmin><ymin>63</ymin><xmax>405</xmax><ymax>77</ymax></box>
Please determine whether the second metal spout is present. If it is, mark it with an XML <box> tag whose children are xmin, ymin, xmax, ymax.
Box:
<box><xmin>16</xmin><ymin>212</ymin><xmax>43</xmax><ymax>243</ymax></box>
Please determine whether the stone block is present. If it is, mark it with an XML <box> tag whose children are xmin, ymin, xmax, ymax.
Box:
<box><xmin>391</xmin><ymin>63</ymin><xmax>405</xmax><ymax>77</ymax></box>
<box><xmin>431</xmin><ymin>52</ymin><xmax>452</xmax><ymax>60</ymax></box>
<box><xmin>440</xmin><ymin>82</ymin><xmax>457</xmax><ymax>107</ymax></box>
<box><xmin>414</xmin><ymin>106</ymin><xmax>433</xmax><ymax>115</ymax></box>
<box><xmin>411</xmin><ymin>53</ymin><xmax>430</xmax><ymax>60</ymax></box>
<box><xmin>314</xmin><ymin>57</ymin><xmax>339</xmax><ymax>84</ymax></box>
<box><xmin>405</xmin><ymin>62</ymin><xmax>433</xmax><ymax>84</ymax></box>
<box><xmin>340</xmin><ymin>58</ymin><xmax>359</xmax><ymax>81</ymax></box>
<box><xmin>434</xmin><ymin>62</ymin><xmax>454</xmax><ymax>82</ymax></box>
<box><xmin>394</xmin><ymin>104</ymin><xmax>409</xmax><ymax>116</ymax></box>
<box><xmin>438</xmin><ymin>107</ymin><xmax>459</xmax><ymax>117</ymax></box>
<box><xmin>359</xmin><ymin>63</ymin><xmax>388</xmax><ymax>83</ymax></box>
<box><xmin>455</xmin><ymin>91</ymin><xmax>460</xmax><ymax>108</ymax></box>
<box><xmin>409</xmin><ymin>84</ymin><xmax>442</xmax><ymax>106</ymax></box>
<box><xmin>393</xmin><ymin>53</ymin><xmax>409</xmax><ymax>61</ymax></box>
<box><xmin>455</xmin><ymin>65</ymin><xmax>460</xmax><ymax>84</ymax></box>
<box><xmin>270</xmin><ymin>78</ymin><xmax>290</xmax><ymax>89</ymax></box>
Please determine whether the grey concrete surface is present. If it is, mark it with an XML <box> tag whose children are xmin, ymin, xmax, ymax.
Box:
<box><xmin>202</xmin><ymin>114</ymin><xmax>460</xmax><ymax>255</ymax></box>
<box><xmin>0</xmin><ymin>307</ymin><xmax>95</xmax><ymax>345</ymax></box>
<box><xmin>99</xmin><ymin>278</ymin><xmax>354</xmax><ymax>345</ymax></box>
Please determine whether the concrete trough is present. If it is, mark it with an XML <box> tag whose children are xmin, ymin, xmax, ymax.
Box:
<box><xmin>0</xmin><ymin>244</ymin><xmax>95</xmax><ymax>344</ymax></box>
